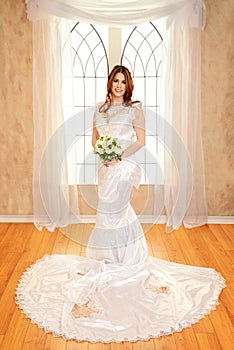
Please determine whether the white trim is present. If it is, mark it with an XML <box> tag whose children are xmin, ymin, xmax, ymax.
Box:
<box><xmin>0</xmin><ymin>215</ymin><xmax>234</xmax><ymax>224</ymax></box>
<box><xmin>0</xmin><ymin>215</ymin><xmax>34</xmax><ymax>222</ymax></box>
<box><xmin>207</xmin><ymin>216</ymin><xmax>234</xmax><ymax>224</ymax></box>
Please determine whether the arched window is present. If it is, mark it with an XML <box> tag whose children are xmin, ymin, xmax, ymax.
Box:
<box><xmin>121</xmin><ymin>22</ymin><xmax>164</xmax><ymax>184</ymax></box>
<box><xmin>65</xmin><ymin>23</ymin><xmax>109</xmax><ymax>184</ymax></box>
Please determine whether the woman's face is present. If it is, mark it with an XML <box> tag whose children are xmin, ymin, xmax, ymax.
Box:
<box><xmin>110</xmin><ymin>72</ymin><xmax>126</xmax><ymax>102</ymax></box>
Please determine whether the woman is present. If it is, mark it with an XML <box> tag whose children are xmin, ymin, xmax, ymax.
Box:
<box><xmin>16</xmin><ymin>65</ymin><xmax>225</xmax><ymax>343</ymax></box>
<box><xmin>86</xmin><ymin>65</ymin><xmax>149</xmax><ymax>265</ymax></box>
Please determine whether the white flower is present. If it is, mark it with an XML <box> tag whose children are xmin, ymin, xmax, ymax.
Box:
<box><xmin>114</xmin><ymin>147</ymin><xmax>122</xmax><ymax>155</ymax></box>
<box><xmin>94</xmin><ymin>135</ymin><xmax>123</xmax><ymax>162</ymax></box>
<box><xmin>105</xmin><ymin>147</ymin><xmax>112</xmax><ymax>154</ymax></box>
<box><xmin>97</xmin><ymin>147</ymin><xmax>105</xmax><ymax>154</ymax></box>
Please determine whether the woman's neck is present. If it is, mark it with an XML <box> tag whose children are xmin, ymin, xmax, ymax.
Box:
<box><xmin>111</xmin><ymin>98</ymin><xmax>124</xmax><ymax>104</ymax></box>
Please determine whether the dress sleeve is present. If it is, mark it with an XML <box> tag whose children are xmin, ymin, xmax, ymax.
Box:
<box><xmin>131</xmin><ymin>102</ymin><xmax>142</xmax><ymax>120</ymax></box>
<box><xmin>93</xmin><ymin>102</ymin><xmax>103</xmax><ymax>126</ymax></box>
<box><xmin>132</xmin><ymin>102</ymin><xmax>145</xmax><ymax>131</ymax></box>
<box><xmin>122</xmin><ymin>102</ymin><xmax>145</xmax><ymax>159</ymax></box>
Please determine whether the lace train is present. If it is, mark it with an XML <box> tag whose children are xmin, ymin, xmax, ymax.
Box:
<box><xmin>15</xmin><ymin>254</ymin><xmax>226</xmax><ymax>343</ymax></box>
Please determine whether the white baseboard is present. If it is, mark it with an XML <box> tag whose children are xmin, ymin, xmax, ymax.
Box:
<box><xmin>207</xmin><ymin>216</ymin><xmax>234</xmax><ymax>224</ymax></box>
<box><xmin>0</xmin><ymin>215</ymin><xmax>234</xmax><ymax>224</ymax></box>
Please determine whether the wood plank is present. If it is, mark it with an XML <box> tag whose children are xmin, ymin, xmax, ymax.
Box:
<box><xmin>111</xmin><ymin>342</ymin><xmax>133</xmax><ymax>350</ymax></box>
<box><xmin>0</xmin><ymin>223</ymin><xmax>11</xmax><ymax>242</ymax></box>
<box><xmin>208</xmin><ymin>224</ymin><xmax>234</xmax><ymax>250</ymax></box>
<box><xmin>22</xmin><ymin>323</ymin><xmax>47</xmax><ymax>350</ymax></box>
<box><xmin>66</xmin><ymin>237</ymin><xmax>82</xmax><ymax>255</ymax></box>
<box><xmin>51</xmin><ymin>229</ymin><xmax>69</xmax><ymax>254</ymax></box>
<box><xmin>224</xmin><ymin>250</ymin><xmax>234</xmax><ymax>269</ymax></box>
<box><xmin>0</xmin><ymin>223</ymin><xmax>32</xmax><ymax>258</ymax></box>
<box><xmin>209</xmin><ymin>310</ymin><xmax>234</xmax><ymax>349</ymax></box>
<box><xmin>200</xmin><ymin>226</ymin><xmax>234</xmax><ymax>282</ymax></box>
<box><xmin>66</xmin><ymin>339</ymin><xmax>89</xmax><ymax>350</ymax></box>
<box><xmin>147</xmin><ymin>225</ymin><xmax>170</xmax><ymax>260</ymax></box>
<box><xmin>185</xmin><ymin>226</ymin><xmax>219</xmax><ymax>268</ymax></box>
<box><xmin>0</xmin><ymin>334</ymin><xmax>4</xmax><ymax>348</ymax></box>
<box><xmin>0</xmin><ymin>223</ymin><xmax>18</xmax><ymax>244</ymax></box>
<box><xmin>0</xmin><ymin>260</ymin><xmax>30</xmax><ymax>335</ymax></box>
<box><xmin>220</xmin><ymin>224</ymin><xmax>234</xmax><ymax>243</ymax></box>
<box><xmin>154</xmin><ymin>334</ymin><xmax>177</xmax><ymax>350</ymax></box>
<box><xmin>158</xmin><ymin>225</ymin><xmax>187</xmax><ymax>264</ymax></box>
<box><xmin>18</xmin><ymin>225</ymin><xmax>46</xmax><ymax>263</ymax></box>
<box><xmin>62</xmin><ymin>223</ymin><xmax>92</xmax><ymax>252</ymax></box>
<box><xmin>0</xmin><ymin>308</ymin><xmax>30</xmax><ymax>350</ymax></box>
<box><xmin>172</xmin><ymin>227</ymin><xmax>205</xmax><ymax>267</ymax></box>
<box><xmin>89</xmin><ymin>341</ymin><xmax>112</xmax><ymax>350</ymax></box>
<box><xmin>192</xmin><ymin>314</ymin><xmax>216</xmax><ymax>334</ymax></box>
<box><xmin>35</xmin><ymin>227</ymin><xmax>58</xmax><ymax>257</ymax></box>
<box><xmin>133</xmin><ymin>338</ymin><xmax>155</xmax><ymax>350</ymax></box>
<box><xmin>220</xmin><ymin>280</ymin><xmax>234</xmax><ymax>327</ymax></box>
<box><xmin>173</xmin><ymin>328</ymin><xmax>200</xmax><ymax>350</ymax></box>
<box><xmin>44</xmin><ymin>333</ymin><xmax>67</xmax><ymax>350</ymax></box>
<box><xmin>195</xmin><ymin>333</ymin><xmax>222</xmax><ymax>350</ymax></box>
<box><xmin>0</xmin><ymin>252</ymin><xmax>21</xmax><ymax>297</ymax></box>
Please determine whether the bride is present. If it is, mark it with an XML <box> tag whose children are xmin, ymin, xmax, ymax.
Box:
<box><xmin>16</xmin><ymin>65</ymin><xmax>225</xmax><ymax>343</ymax></box>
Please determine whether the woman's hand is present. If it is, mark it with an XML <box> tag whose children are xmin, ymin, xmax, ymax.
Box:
<box><xmin>103</xmin><ymin>158</ymin><xmax>121</xmax><ymax>167</ymax></box>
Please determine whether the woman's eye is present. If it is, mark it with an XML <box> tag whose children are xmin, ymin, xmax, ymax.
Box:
<box><xmin>113</xmin><ymin>79</ymin><xmax>118</xmax><ymax>83</ymax></box>
<box><xmin>122</xmin><ymin>81</ymin><xmax>126</xmax><ymax>84</ymax></box>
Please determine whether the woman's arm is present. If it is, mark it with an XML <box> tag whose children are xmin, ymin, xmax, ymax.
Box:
<box><xmin>92</xmin><ymin>113</ymin><xmax>100</xmax><ymax>147</ymax></box>
<box><xmin>122</xmin><ymin>106</ymin><xmax>146</xmax><ymax>158</ymax></box>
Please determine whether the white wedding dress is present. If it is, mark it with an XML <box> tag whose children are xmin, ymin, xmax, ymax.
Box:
<box><xmin>16</xmin><ymin>103</ymin><xmax>225</xmax><ymax>343</ymax></box>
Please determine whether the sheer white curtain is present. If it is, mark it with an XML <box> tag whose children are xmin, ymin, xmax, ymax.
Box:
<box><xmin>162</xmin><ymin>4</ymin><xmax>207</xmax><ymax>231</ymax></box>
<box><xmin>31</xmin><ymin>17</ymin><xmax>80</xmax><ymax>231</ymax></box>
<box><xmin>25</xmin><ymin>0</ymin><xmax>207</xmax><ymax>232</ymax></box>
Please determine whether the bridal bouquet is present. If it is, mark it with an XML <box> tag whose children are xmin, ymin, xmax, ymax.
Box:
<box><xmin>94</xmin><ymin>136</ymin><xmax>123</xmax><ymax>162</ymax></box>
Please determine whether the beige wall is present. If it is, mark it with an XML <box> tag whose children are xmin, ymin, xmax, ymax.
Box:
<box><xmin>0</xmin><ymin>0</ymin><xmax>233</xmax><ymax>216</ymax></box>
<box><xmin>201</xmin><ymin>0</ymin><xmax>234</xmax><ymax>215</ymax></box>
<box><xmin>0</xmin><ymin>1</ymin><xmax>33</xmax><ymax>214</ymax></box>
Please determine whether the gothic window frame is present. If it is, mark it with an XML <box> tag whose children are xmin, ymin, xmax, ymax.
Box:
<box><xmin>121</xmin><ymin>22</ymin><xmax>165</xmax><ymax>185</ymax></box>
<box><xmin>67</xmin><ymin>22</ymin><xmax>109</xmax><ymax>184</ymax></box>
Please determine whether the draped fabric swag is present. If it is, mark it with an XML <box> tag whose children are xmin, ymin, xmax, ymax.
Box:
<box><xmin>25</xmin><ymin>0</ymin><xmax>207</xmax><ymax>232</ymax></box>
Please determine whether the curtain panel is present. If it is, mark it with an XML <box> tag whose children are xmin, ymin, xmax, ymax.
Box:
<box><xmin>25</xmin><ymin>0</ymin><xmax>206</xmax><ymax>27</ymax></box>
<box><xmin>25</xmin><ymin>0</ymin><xmax>207</xmax><ymax>232</ymax></box>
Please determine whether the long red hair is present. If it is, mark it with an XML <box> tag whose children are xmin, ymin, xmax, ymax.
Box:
<box><xmin>99</xmin><ymin>65</ymin><xmax>139</xmax><ymax>112</ymax></box>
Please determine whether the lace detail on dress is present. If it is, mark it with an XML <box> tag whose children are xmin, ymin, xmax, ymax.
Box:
<box><xmin>150</xmin><ymin>286</ymin><xmax>169</xmax><ymax>294</ymax></box>
<box><xmin>76</xmin><ymin>272</ymin><xmax>84</xmax><ymax>276</ymax></box>
<box><xmin>72</xmin><ymin>301</ymin><xmax>99</xmax><ymax>318</ymax></box>
<box><xmin>145</xmin><ymin>274</ymin><xmax>169</xmax><ymax>295</ymax></box>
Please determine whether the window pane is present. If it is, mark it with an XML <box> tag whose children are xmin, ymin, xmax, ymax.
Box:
<box><xmin>96</xmin><ymin>78</ymin><xmax>108</xmax><ymax>102</ymax></box>
<box><xmin>145</xmin><ymin>77</ymin><xmax>157</xmax><ymax>106</ymax></box>
<box><xmin>145</xmin><ymin>164</ymin><xmax>164</xmax><ymax>184</ymax></box>
<box><xmin>85</xmin><ymin>77</ymin><xmax>95</xmax><ymax>105</ymax></box>
<box><xmin>75</xmin><ymin>137</ymin><xmax>85</xmax><ymax>163</ymax></box>
<box><xmin>85</xmin><ymin>164</ymin><xmax>98</xmax><ymax>184</ymax></box>
<box><xmin>84</xmin><ymin>108</ymin><xmax>95</xmax><ymax>135</ymax></box>
<box><xmin>145</xmin><ymin>136</ymin><xmax>157</xmax><ymax>163</ymax></box>
<box><xmin>145</xmin><ymin>107</ymin><xmax>157</xmax><ymax>135</ymax></box>
<box><xmin>73</xmin><ymin>78</ymin><xmax>84</xmax><ymax>106</ymax></box>
<box><xmin>85</xmin><ymin>136</ymin><xmax>96</xmax><ymax>163</ymax></box>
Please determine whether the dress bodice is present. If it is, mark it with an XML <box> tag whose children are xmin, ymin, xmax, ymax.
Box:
<box><xmin>95</xmin><ymin>102</ymin><xmax>141</xmax><ymax>149</ymax></box>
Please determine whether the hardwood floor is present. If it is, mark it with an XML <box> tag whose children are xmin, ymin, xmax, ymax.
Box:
<box><xmin>0</xmin><ymin>223</ymin><xmax>233</xmax><ymax>350</ymax></box>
